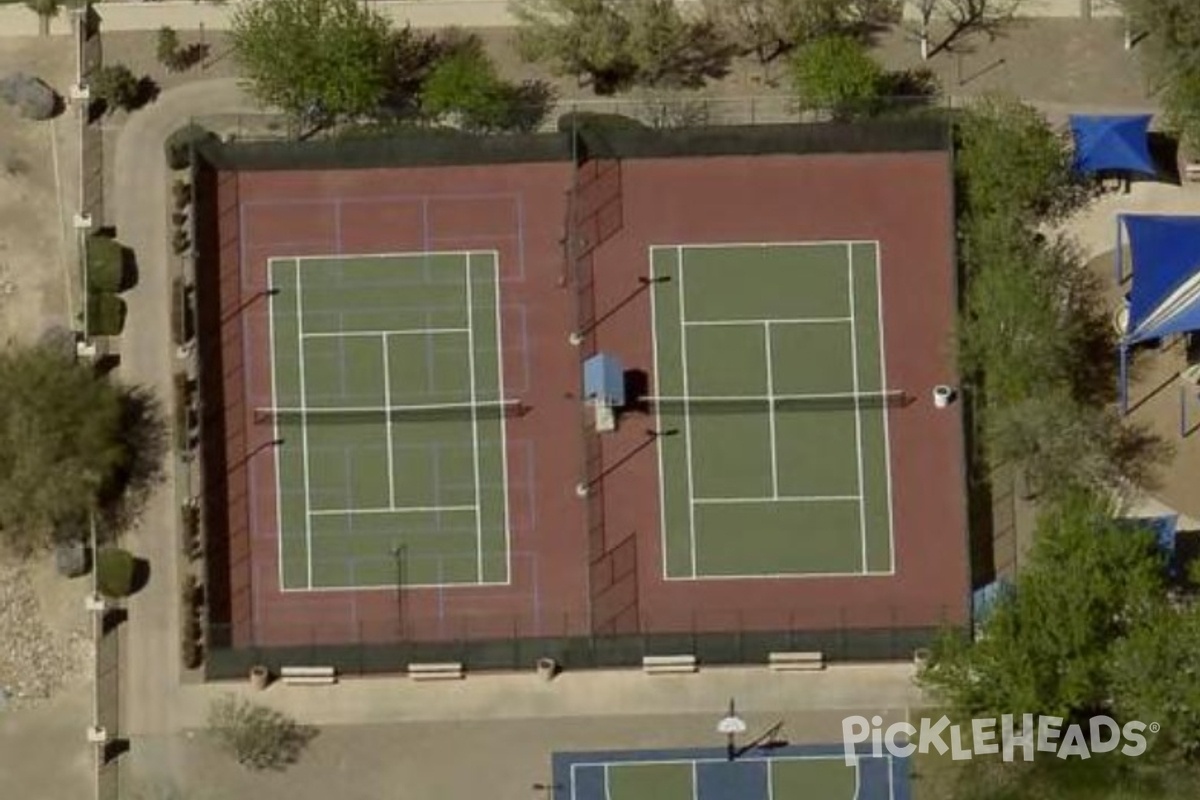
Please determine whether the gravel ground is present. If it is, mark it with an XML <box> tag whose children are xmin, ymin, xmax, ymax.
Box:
<box><xmin>0</xmin><ymin>558</ymin><xmax>91</xmax><ymax>707</ymax></box>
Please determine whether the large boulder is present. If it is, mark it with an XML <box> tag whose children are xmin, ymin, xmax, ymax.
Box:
<box><xmin>0</xmin><ymin>73</ymin><xmax>60</xmax><ymax>121</ymax></box>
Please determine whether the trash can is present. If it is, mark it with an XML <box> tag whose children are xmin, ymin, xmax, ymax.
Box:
<box><xmin>249</xmin><ymin>665</ymin><xmax>270</xmax><ymax>690</ymax></box>
<box><xmin>536</xmin><ymin>657</ymin><xmax>558</xmax><ymax>682</ymax></box>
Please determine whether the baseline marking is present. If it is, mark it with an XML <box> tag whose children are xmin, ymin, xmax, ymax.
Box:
<box><xmin>492</xmin><ymin>253</ymin><xmax>514</xmax><ymax>583</ymax></box>
<box><xmin>846</xmin><ymin>244</ymin><xmax>869</xmax><ymax>574</ymax></box>
<box><xmin>309</xmin><ymin>504</ymin><xmax>476</xmax><ymax>516</ymax></box>
<box><xmin>294</xmin><ymin>260</ymin><xmax>315</xmax><ymax>590</ymax></box>
<box><xmin>382</xmin><ymin>333</ymin><xmax>396</xmax><ymax>508</ymax></box>
<box><xmin>684</xmin><ymin>316</ymin><xmax>851</xmax><ymax>327</ymax></box>
<box><xmin>267</xmin><ymin>261</ymin><xmax>286</xmax><ymax>590</ymax></box>
<box><xmin>874</xmin><ymin>241</ymin><xmax>898</xmax><ymax>574</ymax></box>
<box><xmin>465</xmin><ymin>255</ymin><xmax>485</xmax><ymax>582</ymax></box>
<box><xmin>693</xmin><ymin>495</ymin><xmax>859</xmax><ymax>505</ymax></box>
<box><xmin>303</xmin><ymin>327</ymin><xmax>468</xmax><ymax>339</ymax></box>
<box><xmin>677</xmin><ymin>245</ymin><xmax>699</xmax><ymax>579</ymax></box>
<box><xmin>650</xmin><ymin>252</ymin><xmax>671</xmax><ymax>582</ymax></box>
<box><xmin>764</xmin><ymin>321</ymin><xmax>779</xmax><ymax>498</ymax></box>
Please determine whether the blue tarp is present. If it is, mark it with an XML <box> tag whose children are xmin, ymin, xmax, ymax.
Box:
<box><xmin>583</xmin><ymin>353</ymin><xmax>625</xmax><ymax>407</ymax></box>
<box><xmin>1122</xmin><ymin>215</ymin><xmax>1200</xmax><ymax>344</ymax></box>
<box><xmin>972</xmin><ymin>579</ymin><xmax>1014</xmax><ymax>624</ymax></box>
<box><xmin>1118</xmin><ymin>514</ymin><xmax>1179</xmax><ymax>556</ymax></box>
<box><xmin>1070</xmin><ymin>114</ymin><xmax>1156</xmax><ymax>176</ymax></box>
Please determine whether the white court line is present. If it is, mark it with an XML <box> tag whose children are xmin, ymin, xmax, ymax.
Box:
<box><xmin>690</xmin><ymin>761</ymin><xmax>698</xmax><ymax>800</ymax></box>
<box><xmin>766</xmin><ymin>761</ymin><xmax>776</xmax><ymax>800</ymax></box>
<box><xmin>649</xmin><ymin>240</ymin><xmax>875</xmax><ymax>252</ymax></box>
<box><xmin>491</xmin><ymin>253</ymin><xmax>514</xmax><ymax>584</ymax></box>
<box><xmin>603</xmin><ymin>764</ymin><xmax>612</xmax><ymax>800</ymax></box>
<box><xmin>308</xmin><ymin>504</ymin><xmax>477</xmax><ymax>516</ymax></box>
<box><xmin>764</xmin><ymin>321</ymin><xmax>779</xmax><ymax>498</ymax></box>
<box><xmin>677</xmin><ymin>245</ymin><xmax>700</xmax><ymax>579</ymax></box>
<box><xmin>302</xmin><ymin>327</ymin><xmax>468</xmax><ymax>339</ymax></box>
<box><xmin>693</xmin><ymin>495</ymin><xmax>859</xmax><ymax>504</ymax></box>
<box><xmin>569</xmin><ymin>755</ymin><xmax>856</xmax><ymax>769</ymax></box>
<box><xmin>874</xmin><ymin>241</ymin><xmax>898</xmax><ymax>574</ymax></box>
<box><xmin>684</xmin><ymin>316</ymin><xmax>851</xmax><ymax>327</ymax></box>
<box><xmin>650</xmin><ymin>251</ymin><xmax>671</xmax><ymax>582</ymax></box>
<box><xmin>268</xmin><ymin>261</ymin><xmax>287</xmax><ymax>591</ymax></box>
<box><xmin>465</xmin><ymin>255</ymin><xmax>485</xmax><ymax>582</ymax></box>
<box><xmin>846</xmin><ymin>244</ymin><xmax>869</xmax><ymax>575</ymax></box>
<box><xmin>666</xmin><ymin>568</ymin><xmax>894</xmax><ymax>581</ymax></box>
<box><xmin>295</xmin><ymin>260</ymin><xmax>315</xmax><ymax>590</ymax></box>
<box><xmin>281</xmin><ymin>576</ymin><xmax>509</xmax><ymax>592</ymax></box>
<box><xmin>382</xmin><ymin>334</ymin><xmax>396</xmax><ymax>508</ymax></box>
<box><xmin>294</xmin><ymin>248</ymin><xmax>501</xmax><ymax>263</ymax></box>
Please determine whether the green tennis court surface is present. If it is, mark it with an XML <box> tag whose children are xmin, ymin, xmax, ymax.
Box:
<box><xmin>553</xmin><ymin>746</ymin><xmax>908</xmax><ymax>800</ymax></box>
<box><xmin>651</xmin><ymin>242</ymin><xmax>895</xmax><ymax>579</ymax></box>
<box><xmin>268</xmin><ymin>252</ymin><xmax>510</xmax><ymax>590</ymax></box>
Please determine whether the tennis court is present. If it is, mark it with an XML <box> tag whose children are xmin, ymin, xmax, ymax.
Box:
<box><xmin>266</xmin><ymin>250</ymin><xmax>512</xmax><ymax>591</ymax></box>
<box><xmin>552</xmin><ymin>746</ymin><xmax>906</xmax><ymax>800</ymax></box>
<box><xmin>650</xmin><ymin>242</ymin><xmax>896</xmax><ymax>580</ymax></box>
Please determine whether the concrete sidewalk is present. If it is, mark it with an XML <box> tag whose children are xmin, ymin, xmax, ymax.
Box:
<box><xmin>169</xmin><ymin>662</ymin><xmax>920</xmax><ymax>731</ymax></box>
<box><xmin>0</xmin><ymin>0</ymin><xmax>513</xmax><ymax>37</ymax></box>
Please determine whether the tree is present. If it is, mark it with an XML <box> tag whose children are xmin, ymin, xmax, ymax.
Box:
<box><xmin>157</xmin><ymin>26</ymin><xmax>183</xmax><ymax>72</ymax></box>
<box><xmin>702</xmin><ymin>0</ymin><xmax>887</xmax><ymax>66</ymax></box>
<box><xmin>513</xmin><ymin>0</ymin><xmax>634</xmax><ymax>93</ymax></box>
<box><xmin>231</xmin><ymin>0</ymin><xmax>392</xmax><ymax>124</ymax></box>
<box><xmin>420</xmin><ymin>35</ymin><xmax>553</xmax><ymax>132</ymax></box>
<box><xmin>1112</xmin><ymin>604</ymin><xmax>1200</xmax><ymax>764</ymax></box>
<box><xmin>1117</xmin><ymin>1</ymin><xmax>1200</xmax><ymax>150</ymax></box>
<box><xmin>90</xmin><ymin>64</ymin><xmax>141</xmax><ymax>116</ymax></box>
<box><xmin>624</xmin><ymin>0</ymin><xmax>730</xmax><ymax>89</ymax></box>
<box><xmin>919</xmin><ymin>490</ymin><xmax>1166</xmax><ymax>721</ymax></box>
<box><xmin>955</xmin><ymin>94</ymin><xmax>1081</xmax><ymax>223</ymax></box>
<box><xmin>207</xmin><ymin>695</ymin><xmax>317</xmax><ymax>771</ymax></box>
<box><xmin>789</xmin><ymin>35</ymin><xmax>883</xmax><ymax>118</ymax></box>
<box><xmin>513</xmin><ymin>0</ymin><xmax>729</xmax><ymax>93</ymax></box>
<box><xmin>24</xmin><ymin>0</ymin><xmax>59</xmax><ymax>37</ymax></box>
<box><xmin>908</xmin><ymin>0</ymin><xmax>1022</xmax><ymax>61</ymax></box>
<box><xmin>0</xmin><ymin>344</ymin><xmax>130</xmax><ymax>551</ymax></box>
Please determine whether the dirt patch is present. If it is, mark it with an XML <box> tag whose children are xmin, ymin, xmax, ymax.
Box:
<box><xmin>0</xmin><ymin>36</ymin><xmax>77</xmax><ymax>343</ymax></box>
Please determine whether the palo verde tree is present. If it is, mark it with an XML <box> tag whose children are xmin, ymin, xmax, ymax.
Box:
<box><xmin>420</xmin><ymin>32</ymin><xmax>554</xmax><ymax>133</ymax></box>
<box><xmin>513</xmin><ymin>0</ymin><xmax>729</xmax><ymax>93</ymax></box>
<box><xmin>1117</xmin><ymin>0</ymin><xmax>1200</xmax><ymax>150</ymax></box>
<box><xmin>0</xmin><ymin>344</ymin><xmax>131</xmax><ymax>552</ymax></box>
<box><xmin>789</xmin><ymin>34</ymin><xmax>884</xmax><ymax>118</ymax></box>
<box><xmin>701</xmin><ymin>0</ymin><xmax>892</xmax><ymax>67</ymax></box>
<box><xmin>231</xmin><ymin>0</ymin><xmax>393</xmax><ymax>124</ymax></box>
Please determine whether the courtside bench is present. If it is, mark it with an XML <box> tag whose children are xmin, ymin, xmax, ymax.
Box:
<box><xmin>767</xmin><ymin>651</ymin><xmax>825</xmax><ymax>671</ymax></box>
<box><xmin>279</xmin><ymin>666</ymin><xmax>337</xmax><ymax>685</ymax></box>
<box><xmin>642</xmin><ymin>655</ymin><xmax>697</xmax><ymax>674</ymax></box>
<box><xmin>407</xmin><ymin>662</ymin><xmax>464</xmax><ymax>681</ymax></box>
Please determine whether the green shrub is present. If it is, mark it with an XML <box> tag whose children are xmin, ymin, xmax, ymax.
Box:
<box><xmin>87</xmin><ymin>234</ymin><xmax>124</xmax><ymax>293</ymax></box>
<box><xmin>87</xmin><ymin>292</ymin><xmax>127</xmax><ymax>336</ymax></box>
<box><xmin>96</xmin><ymin>547</ymin><xmax>136</xmax><ymax>598</ymax></box>
<box><xmin>165</xmin><ymin>124</ymin><xmax>217</xmax><ymax>171</ymax></box>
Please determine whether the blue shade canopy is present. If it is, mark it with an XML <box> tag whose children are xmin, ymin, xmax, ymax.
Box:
<box><xmin>1123</xmin><ymin>215</ymin><xmax>1200</xmax><ymax>344</ymax></box>
<box><xmin>583</xmin><ymin>352</ymin><xmax>625</xmax><ymax>407</ymax></box>
<box><xmin>1070</xmin><ymin>114</ymin><xmax>1156</xmax><ymax>176</ymax></box>
<box><xmin>971</xmin><ymin>579</ymin><xmax>1013</xmax><ymax>625</ymax></box>
<box><xmin>1118</xmin><ymin>515</ymin><xmax>1178</xmax><ymax>556</ymax></box>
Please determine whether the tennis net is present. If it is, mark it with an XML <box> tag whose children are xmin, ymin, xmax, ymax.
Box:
<box><xmin>643</xmin><ymin>391</ymin><xmax>908</xmax><ymax>414</ymax></box>
<box><xmin>254</xmin><ymin>399</ymin><xmax>526</xmax><ymax>424</ymax></box>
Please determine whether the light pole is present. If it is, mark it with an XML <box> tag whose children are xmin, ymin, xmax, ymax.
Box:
<box><xmin>717</xmin><ymin>698</ymin><xmax>747</xmax><ymax>761</ymax></box>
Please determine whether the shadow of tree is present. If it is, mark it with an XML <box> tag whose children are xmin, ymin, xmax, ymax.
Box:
<box><xmin>97</xmin><ymin>386</ymin><xmax>167</xmax><ymax>540</ymax></box>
